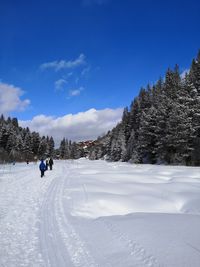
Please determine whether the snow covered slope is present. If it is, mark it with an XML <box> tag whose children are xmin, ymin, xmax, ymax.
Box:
<box><xmin>0</xmin><ymin>159</ymin><xmax>200</xmax><ymax>266</ymax></box>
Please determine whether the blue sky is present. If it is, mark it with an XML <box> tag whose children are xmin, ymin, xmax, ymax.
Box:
<box><xmin>0</xmin><ymin>0</ymin><xmax>200</xmax><ymax>142</ymax></box>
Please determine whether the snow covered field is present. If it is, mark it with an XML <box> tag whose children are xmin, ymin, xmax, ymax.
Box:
<box><xmin>0</xmin><ymin>159</ymin><xmax>200</xmax><ymax>267</ymax></box>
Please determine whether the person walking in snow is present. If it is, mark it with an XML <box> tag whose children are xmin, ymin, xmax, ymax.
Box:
<box><xmin>39</xmin><ymin>159</ymin><xmax>46</xmax><ymax>178</ymax></box>
<box><xmin>46</xmin><ymin>157</ymin><xmax>49</xmax><ymax>170</ymax></box>
<box><xmin>49</xmin><ymin>157</ymin><xmax>54</xmax><ymax>170</ymax></box>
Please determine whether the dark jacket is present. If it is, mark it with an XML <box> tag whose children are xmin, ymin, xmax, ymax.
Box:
<box><xmin>49</xmin><ymin>158</ymin><xmax>54</xmax><ymax>166</ymax></box>
<box><xmin>39</xmin><ymin>160</ymin><xmax>46</xmax><ymax>171</ymax></box>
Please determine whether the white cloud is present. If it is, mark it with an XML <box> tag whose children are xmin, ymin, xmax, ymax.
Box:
<box><xmin>54</xmin><ymin>79</ymin><xmax>68</xmax><ymax>91</ymax></box>
<box><xmin>69</xmin><ymin>86</ymin><xmax>84</xmax><ymax>97</ymax></box>
<box><xmin>0</xmin><ymin>82</ymin><xmax>30</xmax><ymax>115</ymax></box>
<box><xmin>19</xmin><ymin>108</ymin><xmax>123</xmax><ymax>145</ymax></box>
<box><xmin>40</xmin><ymin>54</ymin><xmax>86</xmax><ymax>71</ymax></box>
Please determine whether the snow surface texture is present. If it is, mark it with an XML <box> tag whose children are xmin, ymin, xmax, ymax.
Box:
<box><xmin>0</xmin><ymin>159</ymin><xmax>200</xmax><ymax>267</ymax></box>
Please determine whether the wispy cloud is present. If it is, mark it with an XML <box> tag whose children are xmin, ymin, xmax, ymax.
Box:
<box><xmin>0</xmin><ymin>82</ymin><xmax>30</xmax><ymax>115</ymax></box>
<box><xmin>81</xmin><ymin>66</ymin><xmax>90</xmax><ymax>77</ymax></box>
<box><xmin>40</xmin><ymin>54</ymin><xmax>86</xmax><ymax>71</ymax></box>
<box><xmin>68</xmin><ymin>86</ymin><xmax>84</xmax><ymax>97</ymax></box>
<box><xmin>19</xmin><ymin>108</ymin><xmax>123</xmax><ymax>144</ymax></box>
<box><xmin>54</xmin><ymin>79</ymin><xmax>68</xmax><ymax>91</ymax></box>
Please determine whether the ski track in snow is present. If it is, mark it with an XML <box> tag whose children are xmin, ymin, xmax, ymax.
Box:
<box><xmin>0</xmin><ymin>162</ymin><xmax>100</xmax><ymax>267</ymax></box>
<box><xmin>65</xmin><ymin>161</ymin><xmax>160</xmax><ymax>267</ymax></box>
<box><xmin>39</xmin><ymin>174</ymin><xmax>71</xmax><ymax>267</ymax></box>
<box><xmin>0</xmin><ymin>164</ymin><xmax>46</xmax><ymax>266</ymax></box>
<box><xmin>54</xmin><ymin>165</ymin><xmax>99</xmax><ymax>267</ymax></box>
<box><xmin>39</xmin><ymin>163</ymin><xmax>98</xmax><ymax>267</ymax></box>
<box><xmin>1</xmin><ymin>160</ymin><xmax>200</xmax><ymax>267</ymax></box>
<box><xmin>81</xmin><ymin>177</ymin><xmax>160</xmax><ymax>267</ymax></box>
<box><xmin>97</xmin><ymin>218</ymin><xmax>160</xmax><ymax>267</ymax></box>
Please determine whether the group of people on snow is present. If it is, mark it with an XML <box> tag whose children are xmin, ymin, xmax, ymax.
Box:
<box><xmin>39</xmin><ymin>157</ymin><xmax>54</xmax><ymax>178</ymax></box>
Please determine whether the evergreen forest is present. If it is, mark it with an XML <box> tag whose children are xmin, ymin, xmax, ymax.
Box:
<box><xmin>0</xmin><ymin>51</ymin><xmax>200</xmax><ymax>166</ymax></box>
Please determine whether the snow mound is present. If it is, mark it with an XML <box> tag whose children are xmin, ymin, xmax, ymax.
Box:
<box><xmin>1</xmin><ymin>159</ymin><xmax>200</xmax><ymax>267</ymax></box>
<box><xmin>66</xmin><ymin>159</ymin><xmax>200</xmax><ymax>218</ymax></box>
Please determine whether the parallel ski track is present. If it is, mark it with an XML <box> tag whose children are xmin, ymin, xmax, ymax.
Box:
<box><xmin>40</xmin><ymin>174</ymin><xmax>72</xmax><ymax>267</ymax></box>
<box><xmin>55</xmin><ymin>164</ymin><xmax>99</xmax><ymax>267</ymax></box>
<box><xmin>40</xmin><ymin>163</ymin><xmax>99</xmax><ymax>267</ymax></box>
<box><xmin>0</xmin><ymin>161</ymin><xmax>161</xmax><ymax>267</ymax></box>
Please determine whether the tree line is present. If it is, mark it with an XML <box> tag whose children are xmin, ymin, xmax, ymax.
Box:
<box><xmin>1</xmin><ymin>51</ymin><xmax>199</xmax><ymax>165</ymax></box>
<box><xmin>0</xmin><ymin>115</ymin><xmax>55</xmax><ymax>162</ymax></box>
<box><xmin>88</xmin><ymin>51</ymin><xmax>200</xmax><ymax>166</ymax></box>
<box><xmin>0</xmin><ymin>115</ymin><xmax>84</xmax><ymax>163</ymax></box>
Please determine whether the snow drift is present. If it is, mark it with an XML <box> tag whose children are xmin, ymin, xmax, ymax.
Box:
<box><xmin>0</xmin><ymin>159</ymin><xmax>200</xmax><ymax>266</ymax></box>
